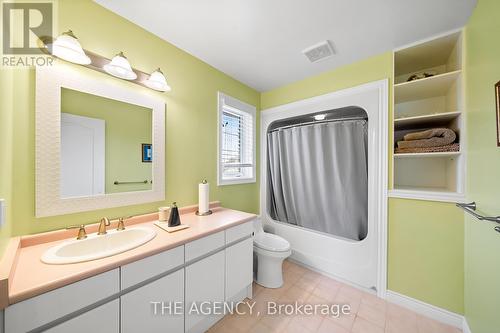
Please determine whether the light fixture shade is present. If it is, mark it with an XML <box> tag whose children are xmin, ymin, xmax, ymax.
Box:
<box><xmin>51</xmin><ymin>30</ymin><xmax>91</xmax><ymax>65</ymax></box>
<box><xmin>103</xmin><ymin>52</ymin><xmax>137</xmax><ymax>80</ymax></box>
<box><xmin>144</xmin><ymin>68</ymin><xmax>171</xmax><ymax>92</ymax></box>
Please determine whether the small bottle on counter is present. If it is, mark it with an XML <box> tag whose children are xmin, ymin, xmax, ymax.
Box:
<box><xmin>168</xmin><ymin>202</ymin><xmax>181</xmax><ymax>227</ymax></box>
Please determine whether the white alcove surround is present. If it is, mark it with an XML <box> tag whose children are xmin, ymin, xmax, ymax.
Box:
<box><xmin>260</xmin><ymin>79</ymin><xmax>389</xmax><ymax>296</ymax></box>
<box><xmin>35</xmin><ymin>64</ymin><xmax>165</xmax><ymax>217</ymax></box>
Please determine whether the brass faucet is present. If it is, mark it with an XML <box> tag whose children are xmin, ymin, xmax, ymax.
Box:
<box><xmin>98</xmin><ymin>217</ymin><xmax>111</xmax><ymax>235</ymax></box>
<box><xmin>116</xmin><ymin>217</ymin><xmax>126</xmax><ymax>231</ymax></box>
<box><xmin>67</xmin><ymin>224</ymin><xmax>87</xmax><ymax>240</ymax></box>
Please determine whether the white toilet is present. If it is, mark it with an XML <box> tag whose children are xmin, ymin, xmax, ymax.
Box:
<box><xmin>253</xmin><ymin>219</ymin><xmax>292</xmax><ymax>288</ymax></box>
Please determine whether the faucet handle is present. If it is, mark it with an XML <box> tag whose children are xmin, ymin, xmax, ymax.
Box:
<box><xmin>116</xmin><ymin>216</ymin><xmax>134</xmax><ymax>231</ymax></box>
<box><xmin>116</xmin><ymin>217</ymin><xmax>126</xmax><ymax>231</ymax></box>
<box><xmin>116</xmin><ymin>216</ymin><xmax>133</xmax><ymax>231</ymax></box>
<box><xmin>67</xmin><ymin>224</ymin><xmax>87</xmax><ymax>240</ymax></box>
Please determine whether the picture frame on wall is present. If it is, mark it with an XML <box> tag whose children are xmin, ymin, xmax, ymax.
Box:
<box><xmin>142</xmin><ymin>143</ymin><xmax>152</xmax><ymax>162</ymax></box>
<box><xmin>496</xmin><ymin>81</ymin><xmax>500</xmax><ymax>147</ymax></box>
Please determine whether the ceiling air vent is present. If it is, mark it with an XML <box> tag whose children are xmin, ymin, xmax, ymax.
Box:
<box><xmin>302</xmin><ymin>40</ymin><xmax>335</xmax><ymax>63</ymax></box>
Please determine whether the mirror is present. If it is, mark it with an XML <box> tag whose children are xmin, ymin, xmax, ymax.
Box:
<box><xmin>60</xmin><ymin>88</ymin><xmax>152</xmax><ymax>198</ymax></box>
<box><xmin>36</xmin><ymin>64</ymin><xmax>165</xmax><ymax>217</ymax></box>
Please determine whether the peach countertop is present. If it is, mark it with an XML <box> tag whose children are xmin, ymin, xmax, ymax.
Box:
<box><xmin>0</xmin><ymin>203</ymin><xmax>256</xmax><ymax>307</ymax></box>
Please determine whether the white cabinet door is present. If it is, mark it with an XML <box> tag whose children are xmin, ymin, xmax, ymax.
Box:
<box><xmin>44</xmin><ymin>299</ymin><xmax>119</xmax><ymax>333</ymax></box>
<box><xmin>121</xmin><ymin>269</ymin><xmax>184</xmax><ymax>333</ymax></box>
<box><xmin>185</xmin><ymin>251</ymin><xmax>225</xmax><ymax>333</ymax></box>
<box><xmin>226</xmin><ymin>238</ymin><xmax>253</xmax><ymax>301</ymax></box>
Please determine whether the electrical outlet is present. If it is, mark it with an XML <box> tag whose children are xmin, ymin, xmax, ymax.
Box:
<box><xmin>0</xmin><ymin>199</ymin><xmax>5</xmax><ymax>227</ymax></box>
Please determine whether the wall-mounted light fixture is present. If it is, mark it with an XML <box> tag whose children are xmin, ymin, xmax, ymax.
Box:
<box><xmin>144</xmin><ymin>68</ymin><xmax>171</xmax><ymax>92</ymax></box>
<box><xmin>50</xmin><ymin>30</ymin><xmax>91</xmax><ymax>65</ymax></box>
<box><xmin>41</xmin><ymin>30</ymin><xmax>171</xmax><ymax>93</ymax></box>
<box><xmin>103</xmin><ymin>52</ymin><xmax>137</xmax><ymax>80</ymax></box>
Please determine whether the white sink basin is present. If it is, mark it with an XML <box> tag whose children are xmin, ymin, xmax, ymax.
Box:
<box><xmin>41</xmin><ymin>227</ymin><xmax>157</xmax><ymax>264</ymax></box>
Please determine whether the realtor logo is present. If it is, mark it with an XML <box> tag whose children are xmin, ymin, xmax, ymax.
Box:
<box><xmin>1</xmin><ymin>0</ymin><xmax>55</xmax><ymax>66</ymax></box>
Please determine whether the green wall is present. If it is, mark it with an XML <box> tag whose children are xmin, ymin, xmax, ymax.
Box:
<box><xmin>261</xmin><ymin>52</ymin><xmax>465</xmax><ymax>314</ymax></box>
<box><xmin>388</xmin><ymin>199</ymin><xmax>464</xmax><ymax>313</ymax></box>
<box><xmin>0</xmin><ymin>69</ymin><xmax>14</xmax><ymax>253</ymax></box>
<box><xmin>0</xmin><ymin>0</ymin><xmax>260</xmax><ymax>239</ymax></box>
<box><xmin>464</xmin><ymin>0</ymin><xmax>500</xmax><ymax>331</ymax></box>
<box><xmin>61</xmin><ymin>88</ymin><xmax>153</xmax><ymax>194</ymax></box>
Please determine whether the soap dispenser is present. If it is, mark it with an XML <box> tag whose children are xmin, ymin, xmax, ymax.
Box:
<box><xmin>168</xmin><ymin>202</ymin><xmax>181</xmax><ymax>227</ymax></box>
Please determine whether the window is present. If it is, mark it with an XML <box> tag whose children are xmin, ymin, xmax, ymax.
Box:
<box><xmin>218</xmin><ymin>92</ymin><xmax>256</xmax><ymax>185</ymax></box>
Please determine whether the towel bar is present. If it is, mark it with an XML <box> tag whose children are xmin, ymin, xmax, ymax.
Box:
<box><xmin>456</xmin><ymin>202</ymin><xmax>500</xmax><ymax>233</ymax></box>
<box><xmin>114</xmin><ymin>180</ymin><xmax>149</xmax><ymax>185</ymax></box>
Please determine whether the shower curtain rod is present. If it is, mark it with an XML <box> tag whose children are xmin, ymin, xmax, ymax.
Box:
<box><xmin>269</xmin><ymin>116</ymin><xmax>367</xmax><ymax>132</ymax></box>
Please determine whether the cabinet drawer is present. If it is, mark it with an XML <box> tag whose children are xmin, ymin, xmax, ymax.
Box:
<box><xmin>44</xmin><ymin>299</ymin><xmax>119</xmax><ymax>333</ymax></box>
<box><xmin>121</xmin><ymin>245</ymin><xmax>184</xmax><ymax>290</ymax></box>
<box><xmin>185</xmin><ymin>231</ymin><xmax>224</xmax><ymax>262</ymax></box>
<box><xmin>226</xmin><ymin>221</ymin><xmax>253</xmax><ymax>244</ymax></box>
<box><xmin>5</xmin><ymin>269</ymin><xmax>119</xmax><ymax>333</ymax></box>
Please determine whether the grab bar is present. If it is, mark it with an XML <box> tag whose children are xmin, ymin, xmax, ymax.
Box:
<box><xmin>114</xmin><ymin>180</ymin><xmax>149</xmax><ymax>185</ymax></box>
<box><xmin>456</xmin><ymin>202</ymin><xmax>500</xmax><ymax>233</ymax></box>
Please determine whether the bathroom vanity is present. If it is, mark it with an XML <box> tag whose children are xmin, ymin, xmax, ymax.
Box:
<box><xmin>0</xmin><ymin>206</ymin><xmax>255</xmax><ymax>333</ymax></box>
<box><xmin>0</xmin><ymin>58</ymin><xmax>258</xmax><ymax>333</ymax></box>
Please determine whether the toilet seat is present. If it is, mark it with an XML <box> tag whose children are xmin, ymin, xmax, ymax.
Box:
<box><xmin>253</xmin><ymin>232</ymin><xmax>290</xmax><ymax>252</ymax></box>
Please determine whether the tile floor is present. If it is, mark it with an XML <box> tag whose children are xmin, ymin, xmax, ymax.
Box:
<box><xmin>208</xmin><ymin>260</ymin><xmax>461</xmax><ymax>333</ymax></box>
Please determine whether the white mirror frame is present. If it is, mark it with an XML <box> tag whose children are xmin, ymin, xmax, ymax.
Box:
<box><xmin>35</xmin><ymin>64</ymin><xmax>165</xmax><ymax>217</ymax></box>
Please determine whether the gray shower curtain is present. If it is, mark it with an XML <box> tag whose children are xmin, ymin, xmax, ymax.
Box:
<box><xmin>267</xmin><ymin>120</ymin><xmax>368</xmax><ymax>241</ymax></box>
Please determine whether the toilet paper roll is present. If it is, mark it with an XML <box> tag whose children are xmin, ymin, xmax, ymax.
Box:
<box><xmin>198</xmin><ymin>180</ymin><xmax>209</xmax><ymax>214</ymax></box>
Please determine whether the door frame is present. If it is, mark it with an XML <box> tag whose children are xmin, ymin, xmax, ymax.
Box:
<box><xmin>61</xmin><ymin>112</ymin><xmax>105</xmax><ymax>197</ymax></box>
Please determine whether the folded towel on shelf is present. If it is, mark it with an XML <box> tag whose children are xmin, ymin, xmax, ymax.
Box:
<box><xmin>395</xmin><ymin>143</ymin><xmax>460</xmax><ymax>154</ymax></box>
<box><xmin>403</xmin><ymin>128</ymin><xmax>456</xmax><ymax>141</ymax></box>
<box><xmin>397</xmin><ymin>128</ymin><xmax>456</xmax><ymax>149</ymax></box>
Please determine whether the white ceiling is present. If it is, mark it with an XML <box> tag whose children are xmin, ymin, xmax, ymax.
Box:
<box><xmin>95</xmin><ymin>0</ymin><xmax>477</xmax><ymax>92</ymax></box>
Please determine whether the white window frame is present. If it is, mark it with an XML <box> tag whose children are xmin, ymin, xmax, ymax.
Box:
<box><xmin>217</xmin><ymin>92</ymin><xmax>256</xmax><ymax>186</ymax></box>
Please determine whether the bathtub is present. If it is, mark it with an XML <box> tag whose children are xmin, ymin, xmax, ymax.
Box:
<box><xmin>260</xmin><ymin>80</ymin><xmax>388</xmax><ymax>296</ymax></box>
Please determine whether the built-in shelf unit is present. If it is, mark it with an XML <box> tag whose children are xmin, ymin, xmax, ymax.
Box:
<box><xmin>390</xmin><ymin>31</ymin><xmax>465</xmax><ymax>202</ymax></box>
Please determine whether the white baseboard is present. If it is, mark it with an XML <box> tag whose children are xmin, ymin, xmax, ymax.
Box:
<box><xmin>462</xmin><ymin>317</ymin><xmax>472</xmax><ymax>333</ymax></box>
<box><xmin>386</xmin><ymin>290</ymin><xmax>464</xmax><ymax>329</ymax></box>
<box><xmin>287</xmin><ymin>257</ymin><xmax>376</xmax><ymax>295</ymax></box>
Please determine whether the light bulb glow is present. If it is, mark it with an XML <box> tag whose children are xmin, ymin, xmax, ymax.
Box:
<box><xmin>103</xmin><ymin>52</ymin><xmax>137</xmax><ymax>80</ymax></box>
<box><xmin>314</xmin><ymin>114</ymin><xmax>326</xmax><ymax>121</ymax></box>
<box><xmin>144</xmin><ymin>68</ymin><xmax>171</xmax><ymax>92</ymax></box>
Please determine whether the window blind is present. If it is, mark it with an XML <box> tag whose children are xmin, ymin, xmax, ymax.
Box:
<box><xmin>218</xmin><ymin>93</ymin><xmax>255</xmax><ymax>184</ymax></box>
